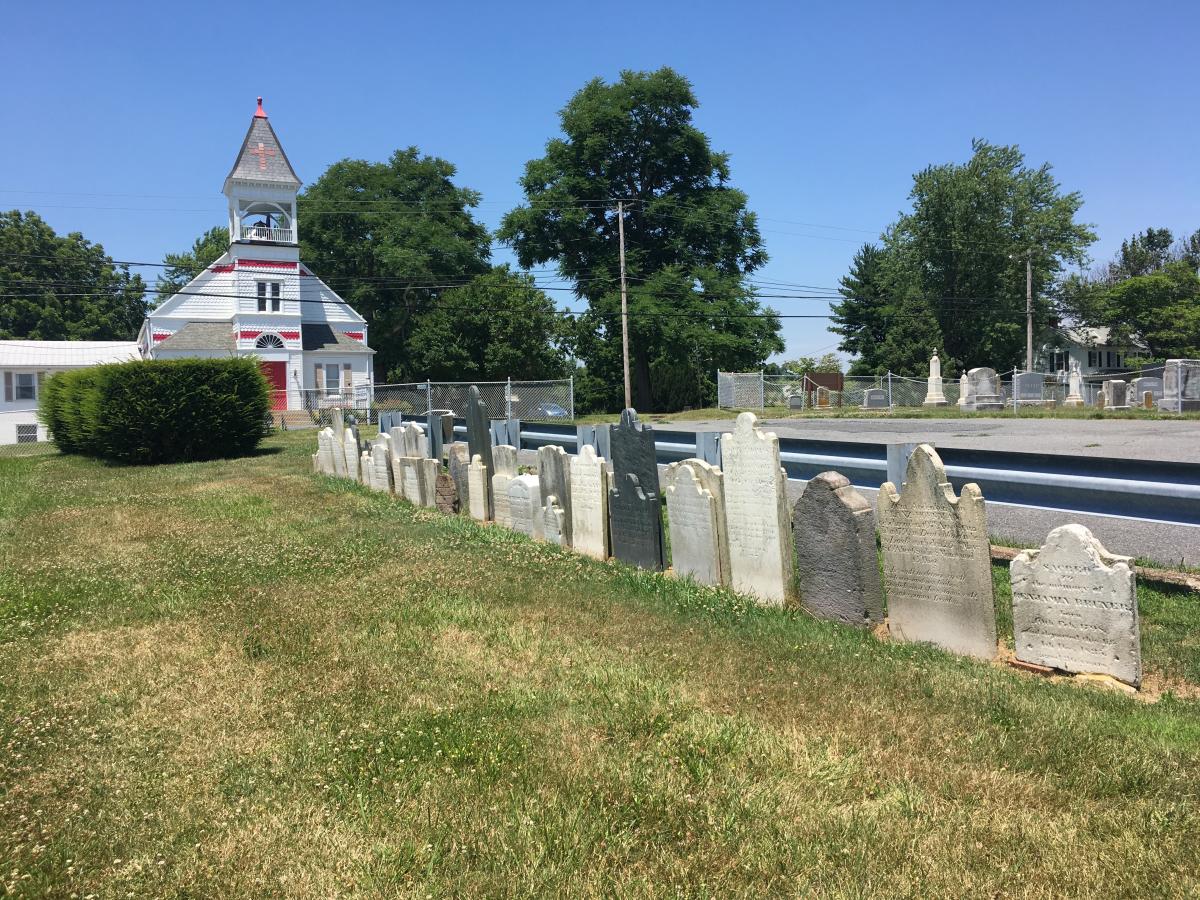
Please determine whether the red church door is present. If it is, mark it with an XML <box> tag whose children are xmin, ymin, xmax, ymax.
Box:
<box><xmin>260</xmin><ymin>361</ymin><xmax>288</xmax><ymax>410</ymax></box>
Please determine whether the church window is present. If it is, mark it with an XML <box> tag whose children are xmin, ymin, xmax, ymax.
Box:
<box><xmin>257</xmin><ymin>281</ymin><xmax>281</xmax><ymax>312</ymax></box>
<box><xmin>255</xmin><ymin>334</ymin><xmax>285</xmax><ymax>349</ymax></box>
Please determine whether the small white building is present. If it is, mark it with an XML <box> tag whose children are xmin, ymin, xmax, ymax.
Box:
<box><xmin>1038</xmin><ymin>326</ymin><xmax>1147</xmax><ymax>378</ymax></box>
<box><xmin>0</xmin><ymin>341</ymin><xmax>140</xmax><ymax>443</ymax></box>
<box><xmin>140</xmin><ymin>98</ymin><xmax>373</xmax><ymax>411</ymax></box>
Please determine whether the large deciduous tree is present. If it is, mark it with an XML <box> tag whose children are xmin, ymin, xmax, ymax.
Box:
<box><xmin>0</xmin><ymin>210</ymin><xmax>146</xmax><ymax>340</ymax></box>
<box><xmin>299</xmin><ymin>148</ymin><xmax>492</xmax><ymax>381</ymax></box>
<box><xmin>404</xmin><ymin>266</ymin><xmax>570</xmax><ymax>381</ymax></box>
<box><xmin>498</xmin><ymin>68</ymin><xmax>782</xmax><ymax>412</ymax></box>
<box><xmin>156</xmin><ymin>225</ymin><xmax>228</xmax><ymax>298</ymax></box>
<box><xmin>831</xmin><ymin>140</ymin><xmax>1095</xmax><ymax>374</ymax></box>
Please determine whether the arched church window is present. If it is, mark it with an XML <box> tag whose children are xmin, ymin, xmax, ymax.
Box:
<box><xmin>255</xmin><ymin>334</ymin><xmax>286</xmax><ymax>349</ymax></box>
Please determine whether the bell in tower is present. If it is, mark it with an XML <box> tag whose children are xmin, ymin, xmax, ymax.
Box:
<box><xmin>223</xmin><ymin>97</ymin><xmax>302</xmax><ymax>246</ymax></box>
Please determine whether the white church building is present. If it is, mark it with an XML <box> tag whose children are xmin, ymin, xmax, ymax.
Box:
<box><xmin>140</xmin><ymin>98</ymin><xmax>373</xmax><ymax>411</ymax></box>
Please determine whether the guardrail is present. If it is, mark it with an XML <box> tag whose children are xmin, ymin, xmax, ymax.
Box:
<box><xmin>384</xmin><ymin>414</ymin><xmax>1200</xmax><ymax>527</ymax></box>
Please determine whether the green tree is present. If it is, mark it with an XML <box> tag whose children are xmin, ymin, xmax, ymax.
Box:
<box><xmin>299</xmin><ymin>148</ymin><xmax>492</xmax><ymax>381</ymax></box>
<box><xmin>0</xmin><ymin>210</ymin><xmax>146</xmax><ymax>340</ymax></box>
<box><xmin>830</xmin><ymin>140</ymin><xmax>1095</xmax><ymax>373</ymax></box>
<box><xmin>404</xmin><ymin>266</ymin><xmax>570</xmax><ymax>381</ymax></box>
<box><xmin>831</xmin><ymin>243</ymin><xmax>894</xmax><ymax>373</ymax></box>
<box><xmin>498</xmin><ymin>68</ymin><xmax>782</xmax><ymax>412</ymax></box>
<box><xmin>156</xmin><ymin>225</ymin><xmax>228</xmax><ymax>298</ymax></box>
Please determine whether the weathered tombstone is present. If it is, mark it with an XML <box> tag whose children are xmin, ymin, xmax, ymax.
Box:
<box><xmin>542</xmin><ymin>496</ymin><xmax>566</xmax><ymax>546</ymax></box>
<box><xmin>491</xmin><ymin>445</ymin><xmax>519</xmax><ymax>528</ymax></box>
<box><xmin>1159</xmin><ymin>359</ymin><xmax>1200</xmax><ymax>412</ymax></box>
<box><xmin>815</xmin><ymin>386</ymin><xmax>831</xmax><ymax>409</ymax></box>
<box><xmin>1063</xmin><ymin>359</ymin><xmax>1085</xmax><ymax>407</ymax></box>
<box><xmin>367</xmin><ymin>435</ymin><xmax>393</xmax><ymax>493</ymax></box>
<box><xmin>792</xmin><ymin>471</ymin><xmax>884</xmax><ymax>626</ymax></box>
<box><xmin>434</xmin><ymin>472</ymin><xmax>458</xmax><ymax>514</ymax></box>
<box><xmin>1011</xmin><ymin>524</ymin><xmax>1140</xmax><ymax>687</ymax></box>
<box><xmin>397</xmin><ymin>457</ymin><xmax>428</xmax><ymax>505</ymax></box>
<box><xmin>956</xmin><ymin>373</ymin><xmax>970</xmax><ymax>408</ymax></box>
<box><xmin>537</xmin><ymin>445</ymin><xmax>573</xmax><ymax>547</ymax></box>
<box><xmin>358</xmin><ymin>449</ymin><xmax>372</xmax><ymax>486</ymax></box>
<box><xmin>608</xmin><ymin>409</ymin><xmax>664</xmax><ymax>570</ymax></box>
<box><xmin>664</xmin><ymin>459</ymin><xmax>728</xmax><ymax>587</ymax></box>
<box><xmin>508</xmin><ymin>474</ymin><xmax>542</xmax><ymax>538</ymax></box>
<box><xmin>342</xmin><ymin>428</ymin><xmax>361</xmax><ymax>481</ymax></box>
<box><xmin>788</xmin><ymin>393</ymin><xmax>805</xmax><ymax>410</ymax></box>
<box><xmin>397</xmin><ymin>422</ymin><xmax>428</xmax><ymax>458</ymax></box>
<box><xmin>1130</xmin><ymin>376</ymin><xmax>1162</xmax><ymax>404</ymax></box>
<box><xmin>720</xmin><ymin>412</ymin><xmax>794</xmax><ymax>606</ymax></box>
<box><xmin>1102</xmin><ymin>380</ymin><xmax>1130</xmax><ymax>410</ymax></box>
<box><xmin>330</xmin><ymin>427</ymin><xmax>348</xmax><ymax>477</ymax></box>
<box><xmin>468</xmin><ymin>454</ymin><xmax>490</xmax><ymax>521</ymax></box>
<box><xmin>877</xmin><ymin>444</ymin><xmax>996</xmax><ymax>659</ymax></box>
<box><xmin>1143</xmin><ymin>391</ymin><xmax>1154</xmax><ymax>409</ymax></box>
<box><xmin>426</xmin><ymin>411</ymin><xmax>446</xmax><ymax>462</ymax></box>
<box><xmin>448</xmin><ymin>444</ymin><xmax>470</xmax><ymax>513</ymax></box>
<box><xmin>923</xmin><ymin>351</ymin><xmax>948</xmax><ymax>407</ymax></box>
<box><xmin>466</xmin><ymin>386</ymin><xmax>494</xmax><ymax>518</ymax></box>
<box><xmin>965</xmin><ymin>367</ymin><xmax>1003</xmax><ymax>411</ymax></box>
<box><xmin>862</xmin><ymin>388</ymin><xmax>889</xmax><ymax>409</ymax></box>
<box><xmin>1013</xmin><ymin>372</ymin><xmax>1044</xmax><ymax>406</ymax></box>
<box><xmin>331</xmin><ymin>408</ymin><xmax>345</xmax><ymax>437</ymax></box>
<box><xmin>316</xmin><ymin>427</ymin><xmax>337</xmax><ymax>475</ymax></box>
<box><xmin>569</xmin><ymin>444</ymin><xmax>610</xmax><ymax>560</ymax></box>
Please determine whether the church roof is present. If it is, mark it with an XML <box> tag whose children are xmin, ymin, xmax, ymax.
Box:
<box><xmin>223</xmin><ymin>98</ymin><xmax>301</xmax><ymax>191</ymax></box>
<box><xmin>155</xmin><ymin>322</ymin><xmax>235</xmax><ymax>352</ymax></box>
<box><xmin>302</xmin><ymin>324</ymin><xmax>375</xmax><ymax>353</ymax></box>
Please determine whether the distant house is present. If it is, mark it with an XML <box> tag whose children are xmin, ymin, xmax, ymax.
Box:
<box><xmin>1037</xmin><ymin>326</ymin><xmax>1147</xmax><ymax>377</ymax></box>
<box><xmin>0</xmin><ymin>341</ymin><xmax>140</xmax><ymax>444</ymax></box>
<box><xmin>140</xmin><ymin>98</ymin><xmax>373</xmax><ymax>412</ymax></box>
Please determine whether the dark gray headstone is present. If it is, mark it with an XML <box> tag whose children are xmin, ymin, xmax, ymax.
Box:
<box><xmin>434</xmin><ymin>472</ymin><xmax>458</xmax><ymax>515</ymax></box>
<box><xmin>537</xmin><ymin>445</ymin><xmax>573</xmax><ymax>546</ymax></box>
<box><xmin>466</xmin><ymin>386</ymin><xmax>493</xmax><ymax>518</ymax></box>
<box><xmin>1014</xmin><ymin>372</ymin><xmax>1044</xmax><ymax>402</ymax></box>
<box><xmin>448</xmin><ymin>443</ymin><xmax>470</xmax><ymax>514</ymax></box>
<box><xmin>610</xmin><ymin>409</ymin><xmax>657</xmax><ymax>495</ymax></box>
<box><xmin>426</xmin><ymin>411</ymin><xmax>444</xmax><ymax>462</ymax></box>
<box><xmin>792</xmin><ymin>471</ymin><xmax>884</xmax><ymax>626</ymax></box>
<box><xmin>609</xmin><ymin>472</ymin><xmax>665</xmax><ymax>571</ymax></box>
<box><xmin>862</xmin><ymin>388</ymin><xmax>889</xmax><ymax>409</ymax></box>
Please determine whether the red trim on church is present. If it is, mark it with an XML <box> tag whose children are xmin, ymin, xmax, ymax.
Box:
<box><xmin>342</xmin><ymin>331</ymin><xmax>364</xmax><ymax>341</ymax></box>
<box><xmin>152</xmin><ymin>332</ymin><xmax>170</xmax><ymax>342</ymax></box>
<box><xmin>279</xmin><ymin>330</ymin><xmax>300</xmax><ymax>340</ymax></box>
<box><xmin>239</xmin><ymin>330</ymin><xmax>262</xmax><ymax>340</ymax></box>
<box><xmin>237</xmin><ymin>259</ymin><xmax>298</xmax><ymax>270</ymax></box>
<box><xmin>209</xmin><ymin>264</ymin><xmax>235</xmax><ymax>273</ymax></box>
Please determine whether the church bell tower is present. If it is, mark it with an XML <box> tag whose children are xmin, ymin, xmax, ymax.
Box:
<box><xmin>223</xmin><ymin>97</ymin><xmax>302</xmax><ymax>255</ymax></box>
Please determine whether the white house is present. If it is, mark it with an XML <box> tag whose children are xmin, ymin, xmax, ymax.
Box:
<box><xmin>1037</xmin><ymin>326</ymin><xmax>1146</xmax><ymax>378</ymax></box>
<box><xmin>0</xmin><ymin>341</ymin><xmax>140</xmax><ymax>444</ymax></box>
<box><xmin>140</xmin><ymin>98</ymin><xmax>373</xmax><ymax>411</ymax></box>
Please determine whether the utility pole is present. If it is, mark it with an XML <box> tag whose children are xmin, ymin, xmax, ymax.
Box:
<box><xmin>617</xmin><ymin>200</ymin><xmax>632</xmax><ymax>409</ymax></box>
<box><xmin>1025</xmin><ymin>251</ymin><xmax>1034</xmax><ymax>372</ymax></box>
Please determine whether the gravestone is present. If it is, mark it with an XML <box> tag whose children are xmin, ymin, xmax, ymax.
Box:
<box><xmin>1063</xmin><ymin>360</ymin><xmax>1086</xmax><ymax>407</ymax></box>
<box><xmin>922</xmin><ymin>351</ymin><xmax>948</xmax><ymax>407</ymax></box>
<box><xmin>367</xmin><ymin>435</ymin><xmax>393</xmax><ymax>493</ymax></box>
<box><xmin>1011</xmin><ymin>524</ymin><xmax>1140</xmax><ymax>687</ymax></box>
<box><xmin>426</xmin><ymin>411</ymin><xmax>447</xmax><ymax>462</ymax></box>
<box><xmin>537</xmin><ymin>445</ymin><xmax>573</xmax><ymax>547</ymax></box>
<box><xmin>331</xmin><ymin>408</ymin><xmax>345</xmax><ymax>437</ymax></box>
<box><xmin>316</xmin><ymin>427</ymin><xmax>337</xmax><ymax>475</ymax></box>
<box><xmin>398</xmin><ymin>457</ymin><xmax>436</xmax><ymax>506</ymax></box>
<box><xmin>542</xmin><ymin>496</ymin><xmax>566</xmax><ymax>546</ymax></box>
<box><xmin>1130</xmin><ymin>376</ymin><xmax>1162</xmax><ymax>403</ymax></box>
<box><xmin>1013</xmin><ymin>372</ymin><xmax>1044</xmax><ymax>405</ymax></box>
<box><xmin>1102</xmin><ymin>380</ymin><xmax>1130</xmax><ymax>409</ymax></box>
<box><xmin>330</xmin><ymin>427</ymin><xmax>348</xmax><ymax>477</ymax></box>
<box><xmin>569</xmin><ymin>444</ymin><xmax>610</xmax><ymax>560</ymax></box>
<box><xmin>720</xmin><ymin>412</ymin><xmax>794</xmax><ymax>606</ymax></box>
<box><xmin>1159</xmin><ymin>359</ymin><xmax>1200</xmax><ymax>412</ymax></box>
<box><xmin>508</xmin><ymin>474</ymin><xmax>542</xmax><ymax>538</ymax></box>
<box><xmin>965</xmin><ymin>367</ymin><xmax>1003</xmax><ymax>411</ymax></box>
<box><xmin>389</xmin><ymin>422</ymin><xmax>427</xmax><ymax>459</ymax></box>
<box><xmin>434</xmin><ymin>472</ymin><xmax>458</xmax><ymax>514</ymax></box>
<box><xmin>792</xmin><ymin>471</ymin><xmax>883</xmax><ymax>626</ymax></box>
<box><xmin>491</xmin><ymin>445</ymin><xmax>519</xmax><ymax>529</ymax></box>
<box><xmin>788</xmin><ymin>393</ymin><xmax>805</xmax><ymax>410</ymax></box>
<box><xmin>664</xmin><ymin>459</ymin><xmax>728</xmax><ymax>587</ymax></box>
<box><xmin>608</xmin><ymin>409</ymin><xmax>664</xmax><ymax>570</ymax></box>
<box><xmin>467</xmin><ymin>455</ymin><xmax>490</xmax><ymax>521</ymax></box>
<box><xmin>956</xmin><ymin>373</ymin><xmax>970</xmax><ymax>408</ymax></box>
<box><xmin>466</xmin><ymin>386</ymin><xmax>494</xmax><ymax>518</ymax></box>
<box><xmin>448</xmin><ymin>444</ymin><xmax>470</xmax><ymax>513</ymax></box>
<box><xmin>877</xmin><ymin>444</ymin><xmax>996</xmax><ymax>659</ymax></box>
<box><xmin>862</xmin><ymin>388</ymin><xmax>889</xmax><ymax>409</ymax></box>
<box><xmin>358</xmin><ymin>450</ymin><xmax>372</xmax><ymax>486</ymax></box>
<box><xmin>1142</xmin><ymin>391</ymin><xmax>1154</xmax><ymax>409</ymax></box>
<box><xmin>815</xmin><ymin>387</ymin><xmax>831</xmax><ymax>409</ymax></box>
<box><xmin>342</xmin><ymin>428</ymin><xmax>361</xmax><ymax>481</ymax></box>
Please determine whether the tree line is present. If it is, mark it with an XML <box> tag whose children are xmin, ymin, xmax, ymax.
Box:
<box><xmin>3</xmin><ymin>70</ymin><xmax>1195</xmax><ymax>409</ymax></box>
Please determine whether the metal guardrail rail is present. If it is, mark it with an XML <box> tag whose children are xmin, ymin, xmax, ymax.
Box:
<box><xmin>387</xmin><ymin>414</ymin><xmax>1200</xmax><ymax>527</ymax></box>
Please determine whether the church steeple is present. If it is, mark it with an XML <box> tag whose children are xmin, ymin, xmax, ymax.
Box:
<box><xmin>224</xmin><ymin>98</ymin><xmax>301</xmax><ymax>247</ymax></box>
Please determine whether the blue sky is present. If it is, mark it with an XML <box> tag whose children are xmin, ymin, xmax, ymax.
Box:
<box><xmin>2</xmin><ymin>0</ymin><xmax>1196</xmax><ymax>362</ymax></box>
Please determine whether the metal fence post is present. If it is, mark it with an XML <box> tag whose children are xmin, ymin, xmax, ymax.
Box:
<box><xmin>760</xmin><ymin>370</ymin><xmax>765</xmax><ymax>410</ymax></box>
<box><xmin>425</xmin><ymin>380</ymin><xmax>432</xmax><ymax>415</ymax></box>
<box><xmin>505</xmin><ymin>377</ymin><xmax>513</xmax><ymax>419</ymax></box>
<box><xmin>887</xmin><ymin>371</ymin><xmax>893</xmax><ymax>407</ymax></box>
<box><xmin>568</xmin><ymin>375</ymin><xmax>575</xmax><ymax>419</ymax></box>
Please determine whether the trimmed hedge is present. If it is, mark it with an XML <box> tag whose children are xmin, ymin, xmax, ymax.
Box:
<box><xmin>40</xmin><ymin>357</ymin><xmax>272</xmax><ymax>464</ymax></box>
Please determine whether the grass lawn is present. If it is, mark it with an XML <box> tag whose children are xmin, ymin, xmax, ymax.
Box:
<box><xmin>2</xmin><ymin>432</ymin><xmax>1199</xmax><ymax>897</ymax></box>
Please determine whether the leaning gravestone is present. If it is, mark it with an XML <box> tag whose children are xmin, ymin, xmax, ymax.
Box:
<box><xmin>508</xmin><ymin>474</ymin><xmax>542</xmax><ymax>539</ymax></box>
<box><xmin>569</xmin><ymin>444</ymin><xmax>610</xmax><ymax>560</ymax></box>
<box><xmin>537</xmin><ymin>445</ymin><xmax>573</xmax><ymax>547</ymax></box>
<box><xmin>877</xmin><ymin>444</ymin><xmax>996</xmax><ymax>659</ymax></box>
<box><xmin>721</xmin><ymin>412</ymin><xmax>793</xmax><ymax>606</ymax></box>
<box><xmin>466</xmin><ymin>386</ymin><xmax>494</xmax><ymax>518</ymax></box>
<box><xmin>434</xmin><ymin>472</ymin><xmax>458</xmax><ymax>514</ymax></box>
<box><xmin>448</xmin><ymin>444</ymin><xmax>470</xmax><ymax>513</ymax></box>
<box><xmin>1011</xmin><ymin>524</ymin><xmax>1140</xmax><ymax>687</ymax></box>
<box><xmin>542</xmin><ymin>496</ymin><xmax>566</xmax><ymax>546</ymax></box>
<box><xmin>491</xmin><ymin>445</ymin><xmax>519</xmax><ymax>529</ymax></box>
<box><xmin>792</xmin><ymin>471</ymin><xmax>883</xmax><ymax>626</ymax></box>
<box><xmin>965</xmin><ymin>367</ymin><xmax>1003</xmax><ymax>411</ymax></box>
<box><xmin>608</xmin><ymin>409</ymin><xmax>665</xmax><ymax>570</ymax></box>
<box><xmin>664</xmin><ymin>459</ymin><xmax>728</xmax><ymax>587</ymax></box>
<box><xmin>468</xmin><ymin>455</ymin><xmax>490</xmax><ymax>521</ymax></box>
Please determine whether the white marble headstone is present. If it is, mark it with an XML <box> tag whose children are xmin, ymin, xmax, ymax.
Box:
<box><xmin>508</xmin><ymin>474</ymin><xmax>542</xmax><ymax>538</ymax></box>
<box><xmin>569</xmin><ymin>444</ymin><xmax>610</xmax><ymax>559</ymax></box>
<box><xmin>665</xmin><ymin>459</ymin><xmax>728</xmax><ymax>587</ymax></box>
<box><xmin>467</xmin><ymin>454</ymin><xmax>490</xmax><ymax>521</ymax></box>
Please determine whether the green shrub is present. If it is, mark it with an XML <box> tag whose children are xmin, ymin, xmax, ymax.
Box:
<box><xmin>40</xmin><ymin>357</ymin><xmax>271</xmax><ymax>464</ymax></box>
